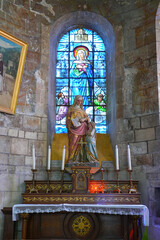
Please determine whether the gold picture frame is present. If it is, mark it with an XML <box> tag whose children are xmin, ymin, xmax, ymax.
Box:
<box><xmin>0</xmin><ymin>29</ymin><xmax>28</xmax><ymax>114</ymax></box>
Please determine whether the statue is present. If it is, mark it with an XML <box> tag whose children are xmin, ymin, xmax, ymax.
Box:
<box><xmin>66</xmin><ymin>95</ymin><xmax>98</xmax><ymax>165</ymax></box>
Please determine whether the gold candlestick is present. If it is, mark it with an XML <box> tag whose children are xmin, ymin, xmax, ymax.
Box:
<box><xmin>115</xmin><ymin>169</ymin><xmax>121</xmax><ymax>193</ymax></box>
<box><xmin>60</xmin><ymin>170</ymin><xmax>64</xmax><ymax>194</ymax></box>
<box><xmin>101</xmin><ymin>167</ymin><xmax>104</xmax><ymax>193</ymax></box>
<box><xmin>128</xmin><ymin>169</ymin><xmax>136</xmax><ymax>193</ymax></box>
<box><xmin>46</xmin><ymin>169</ymin><xmax>52</xmax><ymax>193</ymax></box>
<box><xmin>29</xmin><ymin>169</ymin><xmax>38</xmax><ymax>193</ymax></box>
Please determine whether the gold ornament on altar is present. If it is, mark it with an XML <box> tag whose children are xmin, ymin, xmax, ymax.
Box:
<box><xmin>72</xmin><ymin>215</ymin><xmax>91</xmax><ymax>237</ymax></box>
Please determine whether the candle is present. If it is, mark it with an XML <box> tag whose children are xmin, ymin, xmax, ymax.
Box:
<box><xmin>127</xmin><ymin>144</ymin><xmax>132</xmax><ymax>170</ymax></box>
<box><xmin>115</xmin><ymin>145</ymin><xmax>119</xmax><ymax>170</ymax></box>
<box><xmin>48</xmin><ymin>145</ymin><xmax>51</xmax><ymax>170</ymax></box>
<box><xmin>32</xmin><ymin>144</ymin><xmax>36</xmax><ymax>170</ymax></box>
<box><xmin>62</xmin><ymin>145</ymin><xmax>65</xmax><ymax>170</ymax></box>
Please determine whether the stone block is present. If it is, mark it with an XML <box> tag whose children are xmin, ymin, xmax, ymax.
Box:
<box><xmin>9</xmin><ymin>155</ymin><xmax>25</xmax><ymax>166</ymax></box>
<box><xmin>117</xmin><ymin>130</ymin><xmax>134</xmax><ymax>143</ymax></box>
<box><xmin>25</xmin><ymin>131</ymin><xmax>37</xmax><ymax>139</ymax></box>
<box><xmin>0</xmin><ymin>136</ymin><xmax>10</xmax><ymax>154</ymax></box>
<box><xmin>116</xmin><ymin>119</ymin><xmax>129</xmax><ymax>131</ymax></box>
<box><xmin>148</xmin><ymin>139</ymin><xmax>160</xmax><ymax>153</ymax></box>
<box><xmin>11</xmin><ymin>138</ymin><xmax>28</xmax><ymax>155</ymax></box>
<box><xmin>19</xmin><ymin>130</ymin><xmax>25</xmax><ymax>138</ymax></box>
<box><xmin>156</xmin><ymin>126</ymin><xmax>160</xmax><ymax>139</ymax></box>
<box><xmin>29</xmin><ymin>140</ymin><xmax>47</xmax><ymax>157</ymax></box>
<box><xmin>141</xmin><ymin>114</ymin><xmax>159</xmax><ymax>128</ymax></box>
<box><xmin>136</xmin><ymin>154</ymin><xmax>153</xmax><ymax>166</ymax></box>
<box><xmin>0</xmin><ymin>153</ymin><xmax>9</xmax><ymax>165</ymax></box>
<box><xmin>135</xmin><ymin>128</ymin><xmax>155</xmax><ymax>142</ymax></box>
<box><xmin>41</xmin><ymin>117</ymin><xmax>47</xmax><ymax>132</ymax></box>
<box><xmin>8</xmin><ymin>129</ymin><xmax>18</xmax><ymax>137</ymax></box>
<box><xmin>0</xmin><ymin>127</ymin><xmax>8</xmax><ymax>136</ymax></box>
<box><xmin>23</xmin><ymin>116</ymin><xmax>41</xmax><ymax>131</ymax></box>
<box><xmin>130</xmin><ymin>142</ymin><xmax>147</xmax><ymax>155</ymax></box>
<box><xmin>152</xmin><ymin>152</ymin><xmax>160</xmax><ymax>166</ymax></box>
<box><xmin>130</xmin><ymin>117</ymin><xmax>140</xmax><ymax>129</ymax></box>
<box><xmin>25</xmin><ymin>156</ymin><xmax>33</xmax><ymax>166</ymax></box>
<box><xmin>38</xmin><ymin>132</ymin><xmax>47</xmax><ymax>140</ymax></box>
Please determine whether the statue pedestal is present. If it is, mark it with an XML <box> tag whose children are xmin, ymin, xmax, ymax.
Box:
<box><xmin>71</xmin><ymin>166</ymin><xmax>91</xmax><ymax>193</ymax></box>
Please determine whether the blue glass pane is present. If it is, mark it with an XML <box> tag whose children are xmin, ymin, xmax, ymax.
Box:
<box><xmin>94</xmin><ymin>60</ymin><xmax>106</xmax><ymax>68</ymax></box>
<box><xmin>70</xmin><ymin>29</ymin><xmax>79</xmax><ymax>35</ymax></box>
<box><xmin>57</xmin><ymin>60</ymin><xmax>69</xmax><ymax>68</ymax></box>
<box><xmin>96</xmin><ymin>125</ymin><xmax>108</xmax><ymax>133</ymax></box>
<box><xmin>94</xmin><ymin>69</ymin><xmax>106</xmax><ymax>78</ymax></box>
<box><xmin>94</xmin><ymin>79</ymin><xmax>106</xmax><ymax>88</ymax></box>
<box><xmin>59</xmin><ymin>33</ymin><xmax>69</xmax><ymax>42</ymax></box>
<box><xmin>94</xmin><ymin>34</ymin><xmax>103</xmax><ymax>42</ymax></box>
<box><xmin>55</xmin><ymin>125</ymin><xmax>67</xmax><ymax>134</ymax></box>
<box><xmin>94</xmin><ymin>52</ymin><xmax>105</xmax><ymax>60</ymax></box>
<box><xmin>56</xmin><ymin>69</ymin><xmax>68</xmax><ymax>78</ymax></box>
<box><xmin>93</xmin><ymin>43</ymin><xmax>105</xmax><ymax>51</ymax></box>
<box><xmin>95</xmin><ymin>114</ymin><xmax>106</xmax><ymax>124</ymax></box>
<box><xmin>70</xmin><ymin>42</ymin><xmax>92</xmax><ymax>51</ymax></box>
<box><xmin>56</xmin><ymin>78</ymin><xmax>68</xmax><ymax>86</ymax></box>
<box><xmin>57</xmin><ymin>42</ymin><xmax>69</xmax><ymax>51</ymax></box>
<box><xmin>57</xmin><ymin>52</ymin><xmax>69</xmax><ymax>60</ymax></box>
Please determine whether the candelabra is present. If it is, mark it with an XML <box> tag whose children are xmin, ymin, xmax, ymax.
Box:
<box><xmin>46</xmin><ymin>169</ymin><xmax>52</xmax><ymax>193</ymax></box>
<box><xmin>115</xmin><ymin>169</ymin><xmax>121</xmax><ymax>193</ymax></box>
<box><xmin>60</xmin><ymin>170</ymin><xmax>64</xmax><ymax>194</ymax></box>
<box><xmin>29</xmin><ymin>169</ymin><xmax>38</xmax><ymax>193</ymax></box>
<box><xmin>128</xmin><ymin>169</ymin><xmax>136</xmax><ymax>193</ymax></box>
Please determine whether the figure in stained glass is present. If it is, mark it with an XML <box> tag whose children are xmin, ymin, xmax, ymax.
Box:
<box><xmin>56</xmin><ymin>92</ymin><xmax>68</xmax><ymax>121</ymax></box>
<box><xmin>94</xmin><ymin>94</ymin><xmax>106</xmax><ymax>112</ymax></box>
<box><xmin>70</xmin><ymin>46</ymin><xmax>93</xmax><ymax>106</ymax></box>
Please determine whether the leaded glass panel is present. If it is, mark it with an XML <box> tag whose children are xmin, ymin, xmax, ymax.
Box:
<box><xmin>56</xmin><ymin>28</ymin><xmax>108</xmax><ymax>133</ymax></box>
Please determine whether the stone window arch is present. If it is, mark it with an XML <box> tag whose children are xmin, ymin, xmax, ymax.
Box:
<box><xmin>48</xmin><ymin>11</ymin><xmax>115</xmax><ymax>146</ymax></box>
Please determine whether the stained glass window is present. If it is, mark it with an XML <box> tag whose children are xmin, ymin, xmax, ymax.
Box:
<box><xmin>56</xmin><ymin>28</ymin><xmax>107</xmax><ymax>134</ymax></box>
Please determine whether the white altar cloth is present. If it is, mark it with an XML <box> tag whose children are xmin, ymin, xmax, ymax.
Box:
<box><xmin>12</xmin><ymin>203</ymin><xmax>149</xmax><ymax>226</ymax></box>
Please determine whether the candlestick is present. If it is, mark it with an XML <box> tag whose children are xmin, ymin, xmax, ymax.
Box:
<box><xmin>29</xmin><ymin>169</ymin><xmax>38</xmax><ymax>193</ymax></box>
<box><xmin>127</xmin><ymin>144</ymin><xmax>132</xmax><ymax>170</ymax></box>
<box><xmin>128</xmin><ymin>170</ymin><xmax>137</xmax><ymax>193</ymax></box>
<box><xmin>46</xmin><ymin>169</ymin><xmax>51</xmax><ymax>193</ymax></box>
<box><xmin>32</xmin><ymin>144</ymin><xmax>36</xmax><ymax>170</ymax></box>
<box><xmin>62</xmin><ymin>145</ymin><xmax>65</xmax><ymax>170</ymax></box>
<box><xmin>48</xmin><ymin>145</ymin><xmax>51</xmax><ymax>170</ymax></box>
<box><xmin>115</xmin><ymin>145</ymin><xmax>119</xmax><ymax>170</ymax></box>
<box><xmin>115</xmin><ymin>169</ymin><xmax>121</xmax><ymax>193</ymax></box>
<box><xmin>60</xmin><ymin>170</ymin><xmax>64</xmax><ymax>194</ymax></box>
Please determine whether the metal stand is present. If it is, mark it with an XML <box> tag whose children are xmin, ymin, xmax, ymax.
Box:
<box><xmin>46</xmin><ymin>170</ymin><xmax>52</xmax><ymax>193</ymax></box>
<box><xmin>128</xmin><ymin>170</ymin><xmax>136</xmax><ymax>193</ymax></box>
<box><xmin>29</xmin><ymin>169</ymin><xmax>38</xmax><ymax>193</ymax></box>
<box><xmin>60</xmin><ymin>170</ymin><xmax>64</xmax><ymax>194</ymax></box>
<box><xmin>101</xmin><ymin>167</ymin><xmax>104</xmax><ymax>193</ymax></box>
<box><xmin>115</xmin><ymin>170</ymin><xmax>121</xmax><ymax>193</ymax></box>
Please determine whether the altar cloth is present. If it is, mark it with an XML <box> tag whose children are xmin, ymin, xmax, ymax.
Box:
<box><xmin>12</xmin><ymin>203</ymin><xmax>149</xmax><ymax>226</ymax></box>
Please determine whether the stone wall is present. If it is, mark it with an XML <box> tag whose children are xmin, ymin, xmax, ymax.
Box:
<box><xmin>0</xmin><ymin>0</ymin><xmax>160</xmax><ymax>239</ymax></box>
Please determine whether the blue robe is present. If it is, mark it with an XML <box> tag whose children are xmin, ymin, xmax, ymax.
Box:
<box><xmin>70</xmin><ymin>60</ymin><xmax>93</xmax><ymax>106</ymax></box>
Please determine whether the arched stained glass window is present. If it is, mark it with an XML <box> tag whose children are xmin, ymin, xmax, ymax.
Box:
<box><xmin>56</xmin><ymin>28</ymin><xmax>107</xmax><ymax>134</ymax></box>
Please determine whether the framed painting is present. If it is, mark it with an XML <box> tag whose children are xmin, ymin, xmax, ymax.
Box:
<box><xmin>0</xmin><ymin>29</ymin><xmax>28</xmax><ymax>114</ymax></box>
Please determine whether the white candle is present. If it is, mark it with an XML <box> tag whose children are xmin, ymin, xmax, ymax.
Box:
<box><xmin>32</xmin><ymin>144</ymin><xmax>36</xmax><ymax>170</ymax></box>
<box><xmin>62</xmin><ymin>145</ymin><xmax>65</xmax><ymax>170</ymax></box>
<box><xmin>48</xmin><ymin>145</ymin><xmax>51</xmax><ymax>170</ymax></box>
<box><xmin>127</xmin><ymin>144</ymin><xmax>132</xmax><ymax>170</ymax></box>
<box><xmin>115</xmin><ymin>145</ymin><xmax>119</xmax><ymax>170</ymax></box>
